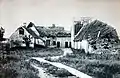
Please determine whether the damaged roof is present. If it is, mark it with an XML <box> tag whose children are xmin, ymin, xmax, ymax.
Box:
<box><xmin>74</xmin><ymin>20</ymin><xmax>119</xmax><ymax>42</ymax></box>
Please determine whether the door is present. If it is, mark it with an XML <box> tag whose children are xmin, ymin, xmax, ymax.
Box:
<box><xmin>69</xmin><ymin>42</ymin><xmax>71</xmax><ymax>48</ymax></box>
<box><xmin>65</xmin><ymin>42</ymin><xmax>68</xmax><ymax>48</ymax></box>
<box><xmin>46</xmin><ymin>40</ymin><xmax>50</xmax><ymax>46</ymax></box>
<box><xmin>57</xmin><ymin>42</ymin><xmax>60</xmax><ymax>47</ymax></box>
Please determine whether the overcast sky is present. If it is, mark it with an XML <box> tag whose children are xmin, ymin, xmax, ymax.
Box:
<box><xmin>0</xmin><ymin>0</ymin><xmax>120</xmax><ymax>37</ymax></box>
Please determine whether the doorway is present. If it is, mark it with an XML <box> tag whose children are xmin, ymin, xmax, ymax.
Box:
<box><xmin>46</xmin><ymin>40</ymin><xmax>50</xmax><ymax>46</ymax></box>
<box><xmin>69</xmin><ymin>42</ymin><xmax>71</xmax><ymax>48</ymax></box>
<box><xmin>57</xmin><ymin>42</ymin><xmax>60</xmax><ymax>47</ymax></box>
<box><xmin>65</xmin><ymin>42</ymin><xmax>68</xmax><ymax>48</ymax></box>
<box><xmin>53</xmin><ymin>41</ymin><xmax>56</xmax><ymax>45</ymax></box>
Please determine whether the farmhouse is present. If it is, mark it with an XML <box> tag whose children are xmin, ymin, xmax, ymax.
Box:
<box><xmin>9</xmin><ymin>18</ymin><xmax>118</xmax><ymax>50</ymax></box>
<box><xmin>71</xmin><ymin>18</ymin><xmax>119</xmax><ymax>53</ymax></box>
<box><xmin>9</xmin><ymin>22</ymin><xmax>45</xmax><ymax>48</ymax></box>
<box><xmin>36</xmin><ymin>24</ymin><xmax>71</xmax><ymax>48</ymax></box>
<box><xmin>9</xmin><ymin>23</ymin><xmax>71</xmax><ymax>48</ymax></box>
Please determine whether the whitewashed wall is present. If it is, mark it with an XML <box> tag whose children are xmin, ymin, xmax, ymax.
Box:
<box><xmin>71</xmin><ymin>24</ymin><xmax>93</xmax><ymax>53</ymax></box>
<box><xmin>71</xmin><ymin>24</ymin><xmax>75</xmax><ymax>48</ymax></box>
<box><xmin>74</xmin><ymin>40</ymin><xmax>93</xmax><ymax>53</ymax></box>
<box><xmin>56</xmin><ymin>37</ymin><xmax>71</xmax><ymax>48</ymax></box>
<box><xmin>9</xmin><ymin>27</ymin><xmax>34</xmax><ymax>48</ymax></box>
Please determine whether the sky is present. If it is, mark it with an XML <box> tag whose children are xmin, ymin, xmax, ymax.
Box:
<box><xmin>0</xmin><ymin>0</ymin><xmax>120</xmax><ymax>38</ymax></box>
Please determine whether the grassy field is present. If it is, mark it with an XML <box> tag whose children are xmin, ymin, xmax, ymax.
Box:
<box><xmin>47</xmin><ymin>49</ymin><xmax>120</xmax><ymax>78</ymax></box>
<box><xmin>1</xmin><ymin>47</ymin><xmax>120</xmax><ymax>78</ymax></box>
<box><xmin>30</xmin><ymin>59</ymin><xmax>75</xmax><ymax>77</ymax></box>
<box><xmin>0</xmin><ymin>47</ymin><xmax>64</xmax><ymax>78</ymax></box>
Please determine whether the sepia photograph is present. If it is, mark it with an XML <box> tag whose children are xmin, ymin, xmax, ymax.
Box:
<box><xmin>0</xmin><ymin>0</ymin><xmax>120</xmax><ymax>78</ymax></box>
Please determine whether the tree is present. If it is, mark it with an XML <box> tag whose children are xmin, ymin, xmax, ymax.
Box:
<box><xmin>0</xmin><ymin>27</ymin><xmax>5</xmax><ymax>41</ymax></box>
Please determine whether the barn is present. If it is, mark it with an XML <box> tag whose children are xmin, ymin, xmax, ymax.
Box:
<box><xmin>9</xmin><ymin>23</ymin><xmax>71</xmax><ymax>48</ymax></box>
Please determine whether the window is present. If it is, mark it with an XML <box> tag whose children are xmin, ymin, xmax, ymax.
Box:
<box><xmin>19</xmin><ymin>28</ymin><xmax>24</xmax><ymax>35</ymax></box>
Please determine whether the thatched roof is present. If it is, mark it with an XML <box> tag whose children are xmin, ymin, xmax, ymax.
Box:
<box><xmin>74</xmin><ymin>20</ymin><xmax>119</xmax><ymax>42</ymax></box>
<box><xmin>36</xmin><ymin>26</ymin><xmax>71</xmax><ymax>37</ymax></box>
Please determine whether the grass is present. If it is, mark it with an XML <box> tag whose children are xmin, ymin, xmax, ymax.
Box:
<box><xmin>0</xmin><ymin>47</ymin><xmax>64</xmax><ymax>78</ymax></box>
<box><xmin>1</xmin><ymin>46</ymin><xmax>120</xmax><ymax>78</ymax></box>
<box><xmin>0</xmin><ymin>53</ymin><xmax>39</xmax><ymax>78</ymax></box>
<box><xmin>47</xmin><ymin>49</ymin><xmax>120</xmax><ymax>78</ymax></box>
<box><xmin>30</xmin><ymin>59</ymin><xmax>75</xmax><ymax>77</ymax></box>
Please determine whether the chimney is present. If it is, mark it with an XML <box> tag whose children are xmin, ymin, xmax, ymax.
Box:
<box><xmin>23</xmin><ymin>23</ymin><xmax>27</xmax><ymax>27</ymax></box>
<box><xmin>71</xmin><ymin>21</ymin><xmax>75</xmax><ymax>48</ymax></box>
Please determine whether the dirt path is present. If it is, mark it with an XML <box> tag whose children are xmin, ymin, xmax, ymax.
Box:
<box><xmin>29</xmin><ymin>48</ymin><xmax>92</xmax><ymax>78</ymax></box>
<box><xmin>31</xmin><ymin>57</ymin><xmax>92</xmax><ymax>78</ymax></box>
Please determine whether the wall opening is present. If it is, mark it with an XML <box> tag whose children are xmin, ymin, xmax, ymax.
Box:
<box><xmin>65</xmin><ymin>42</ymin><xmax>68</xmax><ymax>48</ymax></box>
<box><xmin>57</xmin><ymin>42</ymin><xmax>60</xmax><ymax>47</ymax></box>
<box><xmin>53</xmin><ymin>41</ymin><xmax>56</xmax><ymax>45</ymax></box>
<box><xmin>69</xmin><ymin>42</ymin><xmax>71</xmax><ymax>48</ymax></box>
<box><xmin>46</xmin><ymin>40</ymin><xmax>50</xmax><ymax>46</ymax></box>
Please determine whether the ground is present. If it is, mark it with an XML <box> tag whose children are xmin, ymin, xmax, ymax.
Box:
<box><xmin>0</xmin><ymin>47</ymin><xmax>64</xmax><ymax>78</ymax></box>
<box><xmin>47</xmin><ymin>49</ymin><xmax>120</xmax><ymax>78</ymax></box>
<box><xmin>0</xmin><ymin>47</ymin><xmax>120</xmax><ymax>78</ymax></box>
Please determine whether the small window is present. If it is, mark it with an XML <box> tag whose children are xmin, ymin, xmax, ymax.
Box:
<box><xmin>19</xmin><ymin>28</ymin><xmax>24</xmax><ymax>35</ymax></box>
